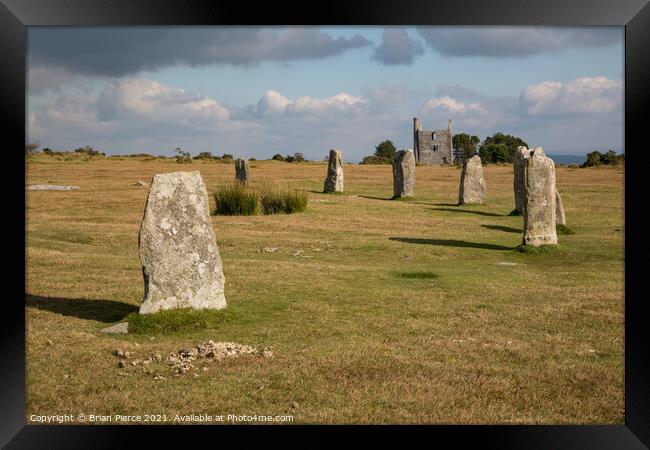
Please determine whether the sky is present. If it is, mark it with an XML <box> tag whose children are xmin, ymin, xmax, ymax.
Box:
<box><xmin>27</xmin><ymin>26</ymin><xmax>624</xmax><ymax>161</ymax></box>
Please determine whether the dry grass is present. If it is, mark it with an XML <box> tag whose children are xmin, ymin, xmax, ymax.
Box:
<box><xmin>25</xmin><ymin>157</ymin><xmax>624</xmax><ymax>424</ymax></box>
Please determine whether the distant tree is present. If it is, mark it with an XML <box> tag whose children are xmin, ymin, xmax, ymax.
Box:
<box><xmin>478</xmin><ymin>132</ymin><xmax>528</xmax><ymax>164</ymax></box>
<box><xmin>272</xmin><ymin>153</ymin><xmax>285</xmax><ymax>161</ymax></box>
<box><xmin>174</xmin><ymin>147</ymin><xmax>192</xmax><ymax>164</ymax></box>
<box><xmin>452</xmin><ymin>133</ymin><xmax>480</xmax><ymax>160</ymax></box>
<box><xmin>360</xmin><ymin>140</ymin><xmax>397</xmax><ymax>164</ymax></box>
<box><xmin>42</xmin><ymin>148</ymin><xmax>53</xmax><ymax>155</ymax></box>
<box><xmin>293</xmin><ymin>152</ymin><xmax>305</xmax><ymax>162</ymax></box>
<box><xmin>581</xmin><ymin>150</ymin><xmax>624</xmax><ymax>167</ymax></box>
<box><xmin>285</xmin><ymin>154</ymin><xmax>296</xmax><ymax>163</ymax></box>
<box><xmin>25</xmin><ymin>142</ymin><xmax>40</xmax><ymax>155</ymax></box>
<box><xmin>221</xmin><ymin>153</ymin><xmax>234</xmax><ymax>160</ymax></box>
<box><xmin>194</xmin><ymin>151</ymin><xmax>215</xmax><ymax>160</ymax></box>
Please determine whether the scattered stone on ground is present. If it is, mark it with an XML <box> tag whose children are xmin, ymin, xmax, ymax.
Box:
<box><xmin>139</xmin><ymin>171</ymin><xmax>227</xmax><ymax>314</ymax></box>
<box><xmin>101</xmin><ymin>322</ymin><xmax>129</xmax><ymax>334</ymax></box>
<box><xmin>291</xmin><ymin>250</ymin><xmax>313</xmax><ymax>258</ymax></box>
<box><xmin>497</xmin><ymin>262</ymin><xmax>518</xmax><ymax>266</ymax></box>
<box><xmin>458</xmin><ymin>154</ymin><xmax>486</xmax><ymax>205</ymax></box>
<box><xmin>135</xmin><ymin>180</ymin><xmax>149</xmax><ymax>187</ymax></box>
<box><xmin>27</xmin><ymin>184</ymin><xmax>80</xmax><ymax>191</ymax></box>
<box><xmin>392</xmin><ymin>149</ymin><xmax>416</xmax><ymax>198</ymax></box>
<box><xmin>262</xmin><ymin>246</ymin><xmax>279</xmax><ymax>253</ymax></box>
<box><xmin>323</xmin><ymin>149</ymin><xmax>344</xmax><ymax>193</ymax></box>
<box><xmin>523</xmin><ymin>147</ymin><xmax>558</xmax><ymax>246</ymax></box>
<box><xmin>235</xmin><ymin>158</ymin><xmax>250</xmax><ymax>183</ymax></box>
<box><xmin>166</xmin><ymin>341</ymin><xmax>262</xmax><ymax>374</ymax></box>
<box><xmin>46</xmin><ymin>339</ymin><xmax>54</xmax><ymax>346</ymax></box>
<box><xmin>261</xmin><ymin>347</ymin><xmax>274</xmax><ymax>358</ymax></box>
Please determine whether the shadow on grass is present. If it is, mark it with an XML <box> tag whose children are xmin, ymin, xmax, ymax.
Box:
<box><xmin>481</xmin><ymin>224</ymin><xmax>521</xmax><ymax>234</ymax></box>
<box><xmin>431</xmin><ymin>207</ymin><xmax>504</xmax><ymax>217</ymax></box>
<box><xmin>390</xmin><ymin>237</ymin><xmax>515</xmax><ymax>251</ymax></box>
<box><xmin>26</xmin><ymin>294</ymin><xmax>138</xmax><ymax>323</ymax></box>
<box><xmin>358</xmin><ymin>195</ymin><xmax>393</xmax><ymax>201</ymax></box>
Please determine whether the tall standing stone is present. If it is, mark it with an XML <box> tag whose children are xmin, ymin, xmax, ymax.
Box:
<box><xmin>522</xmin><ymin>148</ymin><xmax>557</xmax><ymax>246</ymax></box>
<box><xmin>235</xmin><ymin>158</ymin><xmax>250</xmax><ymax>183</ymax></box>
<box><xmin>514</xmin><ymin>146</ymin><xmax>533</xmax><ymax>214</ymax></box>
<box><xmin>323</xmin><ymin>149</ymin><xmax>344</xmax><ymax>193</ymax></box>
<box><xmin>139</xmin><ymin>171</ymin><xmax>226</xmax><ymax>314</ymax></box>
<box><xmin>458</xmin><ymin>154</ymin><xmax>486</xmax><ymax>204</ymax></box>
<box><xmin>392</xmin><ymin>149</ymin><xmax>415</xmax><ymax>198</ymax></box>
<box><xmin>555</xmin><ymin>188</ymin><xmax>566</xmax><ymax>225</ymax></box>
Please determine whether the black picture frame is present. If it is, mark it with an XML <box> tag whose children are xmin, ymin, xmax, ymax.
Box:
<box><xmin>3</xmin><ymin>0</ymin><xmax>648</xmax><ymax>447</ymax></box>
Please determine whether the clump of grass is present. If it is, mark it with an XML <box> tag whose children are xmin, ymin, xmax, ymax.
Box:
<box><xmin>213</xmin><ymin>183</ymin><xmax>307</xmax><ymax>216</ymax></box>
<box><xmin>213</xmin><ymin>183</ymin><xmax>259</xmax><ymax>216</ymax></box>
<box><xmin>516</xmin><ymin>244</ymin><xmax>559</xmax><ymax>255</ymax></box>
<box><xmin>259</xmin><ymin>184</ymin><xmax>308</xmax><ymax>214</ymax></box>
<box><xmin>395</xmin><ymin>271</ymin><xmax>440</xmax><ymax>279</ymax></box>
<box><xmin>556</xmin><ymin>224</ymin><xmax>576</xmax><ymax>235</ymax></box>
<box><xmin>509</xmin><ymin>209</ymin><xmax>523</xmax><ymax>216</ymax></box>
<box><xmin>125</xmin><ymin>308</ymin><xmax>235</xmax><ymax>334</ymax></box>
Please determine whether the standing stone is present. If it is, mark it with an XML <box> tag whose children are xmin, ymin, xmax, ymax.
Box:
<box><xmin>458</xmin><ymin>154</ymin><xmax>486</xmax><ymax>204</ymax></box>
<box><xmin>323</xmin><ymin>149</ymin><xmax>344</xmax><ymax>193</ymax></box>
<box><xmin>514</xmin><ymin>146</ymin><xmax>533</xmax><ymax>214</ymax></box>
<box><xmin>555</xmin><ymin>188</ymin><xmax>566</xmax><ymax>225</ymax></box>
<box><xmin>235</xmin><ymin>158</ymin><xmax>250</xmax><ymax>183</ymax></box>
<box><xmin>392</xmin><ymin>149</ymin><xmax>415</xmax><ymax>198</ymax></box>
<box><xmin>522</xmin><ymin>148</ymin><xmax>557</xmax><ymax>246</ymax></box>
<box><xmin>139</xmin><ymin>171</ymin><xmax>226</xmax><ymax>314</ymax></box>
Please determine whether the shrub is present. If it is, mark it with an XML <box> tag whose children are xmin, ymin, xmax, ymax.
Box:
<box><xmin>285</xmin><ymin>154</ymin><xmax>296</xmax><ymax>163</ymax></box>
<box><xmin>581</xmin><ymin>150</ymin><xmax>624</xmax><ymax>167</ymax></box>
<box><xmin>259</xmin><ymin>184</ymin><xmax>308</xmax><ymax>214</ymax></box>
<box><xmin>360</xmin><ymin>140</ymin><xmax>396</xmax><ymax>164</ymax></box>
<box><xmin>272</xmin><ymin>154</ymin><xmax>285</xmax><ymax>161</ymax></box>
<box><xmin>213</xmin><ymin>183</ymin><xmax>308</xmax><ymax>216</ymax></box>
<box><xmin>213</xmin><ymin>183</ymin><xmax>259</xmax><ymax>216</ymax></box>
<box><xmin>174</xmin><ymin>147</ymin><xmax>192</xmax><ymax>164</ymax></box>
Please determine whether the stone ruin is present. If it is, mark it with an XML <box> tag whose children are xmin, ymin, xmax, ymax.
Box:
<box><xmin>392</xmin><ymin>149</ymin><xmax>416</xmax><ymax>198</ymax></box>
<box><xmin>555</xmin><ymin>188</ymin><xmax>566</xmax><ymax>225</ymax></box>
<box><xmin>323</xmin><ymin>149</ymin><xmax>344</xmax><ymax>193</ymax></box>
<box><xmin>235</xmin><ymin>158</ymin><xmax>250</xmax><ymax>183</ymax></box>
<box><xmin>458</xmin><ymin>154</ymin><xmax>486</xmax><ymax>205</ymax></box>
<box><xmin>522</xmin><ymin>148</ymin><xmax>558</xmax><ymax>246</ymax></box>
<box><xmin>139</xmin><ymin>171</ymin><xmax>226</xmax><ymax>314</ymax></box>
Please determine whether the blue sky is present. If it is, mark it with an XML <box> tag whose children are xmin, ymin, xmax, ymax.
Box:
<box><xmin>27</xmin><ymin>26</ymin><xmax>624</xmax><ymax>161</ymax></box>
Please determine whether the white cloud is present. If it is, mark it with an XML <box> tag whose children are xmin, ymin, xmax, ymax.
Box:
<box><xmin>519</xmin><ymin>76</ymin><xmax>622</xmax><ymax>115</ymax></box>
<box><xmin>96</xmin><ymin>79</ymin><xmax>230</xmax><ymax>125</ymax></box>
<box><xmin>255</xmin><ymin>90</ymin><xmax>363</xmax><ymax>116</ymax></box>
<box><xmin>422</xmin><ymin>96</ymin><xmax>486</xmax><ymax>114</ymax></box>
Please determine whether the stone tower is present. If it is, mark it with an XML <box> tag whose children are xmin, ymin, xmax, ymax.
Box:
<box><xmin>413</xmin><ymin>117</ymin><xmax>454</xmax><ymax>165</ymax></box>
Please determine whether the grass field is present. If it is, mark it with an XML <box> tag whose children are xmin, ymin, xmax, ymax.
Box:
<box><xmin>25</xmin><ymin>156</ymin><xmax>624</xmax><ymax>424</ymax></box>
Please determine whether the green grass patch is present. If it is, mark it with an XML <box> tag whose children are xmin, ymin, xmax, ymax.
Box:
<box><xmin>213</xmin><ymin>183</ymin><xmax>308</xmax><ymax>216</ymax></box>
<box><xmin>125</xmin><ymin>308</ymin><xmax>236</xmax><ymax>334</ymax></box>
<box><xmin>516</xmin><ymin>244</ymin><xmax>560</xmax><ymax>255</ymax></box>
<box><xmin>556</xmin><ymin>224</ymin><xmax>576</xmax><ymax>235</ymax></box>
<box><xmin>394</xmin><ymin>270</ymin><xmax>440</xmax><ymax>279</ymax></box>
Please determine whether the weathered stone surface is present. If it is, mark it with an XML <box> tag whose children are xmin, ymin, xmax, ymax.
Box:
<box><xmin>555</xmin><ymin>188</ymin><xmax>566</xmax><ymax>225</ymax></box>
<box><xmin>235</xmin><ymin>158</ymin><xmax>250</xmax><ymax>183</ymax></box>
<box><xmin>523</xmin><ymin>148</ymin><xmax>557</xmax><ymax>246</ymax></box>
<box><xmin>513</xmin><ymin>146</ymin><xmax>533</xmax><ymax>213</ymax></box>
<box><xmin>28</xmin><ymin>184</ymin><xmax>80</xmax><ymax>191</ymax></box>
<box><xmin>323</xmin><ymin>149</ymin><xmax>344</xmax><ymax>193</ymax></box>
<box><xmin>101</xmin><ymin>322</ymin><xmax>129</xmax><ymax>334</ymax></box>
<box><xmin>139</xmin><ymin>171</ymin><xmax>226</xmax><ymax>314</ymax></box>
<box><xmin>458</xmin><ymin>154</ymin><xmax>486</xmax><ymax>204</ymax></box>
<box><xmin>392</xmin><ymin>149</ymin><xmax>416</xmax><ymax>198</ymax></box>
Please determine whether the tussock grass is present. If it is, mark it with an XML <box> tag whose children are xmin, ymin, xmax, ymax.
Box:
<box><xmin>125</xmin><ymin>308</ymin><xmax>235</xmax><ymax>334</ymax></box>
<box><xmin>213</xmin><ymin>183</ymin><xmax>307</xmax><ymax>216</ymax></box>
<box><xmin>213</xmin><ymin>183</ymin><xmax>259</xmax><ymax>216</ymax></box>
<box><xmin>556</xmin><ymin>224</ymin><xmax>576</xmax><ymax>235</ymax></box>
<box><xmin>395</xmin><ymin>271</ymin><xmax>440</xmax><ymax>279</ymax></box>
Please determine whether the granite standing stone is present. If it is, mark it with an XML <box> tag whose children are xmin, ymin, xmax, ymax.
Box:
<box><xmin>235</xmin><ymin>158</ymin><xmax>250</xmax><ymax>183</ymax></box>
<box><xmin>139</xmin><ymin>171</ymin><xmax>226</xmax><ymax>314</ymax></box>
<box><xmin>555</xmin><ymin>188</ymin><xmax>566</xmax><ymax>225</ymax></box>
<box><xmin>513</xmin><ymin>146</ymin><xmax>533</xmax><ymax>214</ymax></box>
<box><xmin>522</xmin><ymin>148</ymin><xmax>558</xmax><ymax>246</ymax></box>
<box><xmin>323</xmin><ymin>149</ymin><xmax>344</xmax><ymax>193</ymax></box>
<box><xmin>392</xmin><ymin>149</ymin><xmax>415</xmax><ymax>198</ymax></box>
<box><xmin>458</xmin><ymin>154</ymin><xmax>486</xmax><ymax>204</ymax></box>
